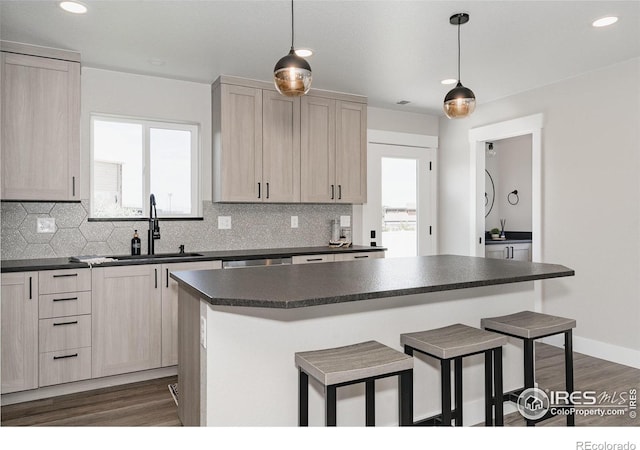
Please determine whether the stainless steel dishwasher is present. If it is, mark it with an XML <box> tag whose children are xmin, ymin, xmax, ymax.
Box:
<box><xmin>222</xmin><ymin>257</ymin><xmax>292</xmax><ymax>269</ymax></box>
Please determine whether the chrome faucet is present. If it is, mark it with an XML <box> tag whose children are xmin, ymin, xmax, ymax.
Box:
<box><xmin>148</xmin><ymin>194</ymin><xmax>161</xmax><ymax>255</ymax></box>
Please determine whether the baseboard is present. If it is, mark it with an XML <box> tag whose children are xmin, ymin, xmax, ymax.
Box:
<box><xmin>540</xmin><ymin>335</ymin><xmax>640</xmax><ymax>369</ymax></box>
<box><xmin>1</xmin><ymin>366</ymin><xmax>177</xmax><ymax>406</ymax></box>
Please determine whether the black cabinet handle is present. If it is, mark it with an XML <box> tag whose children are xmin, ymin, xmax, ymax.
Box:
<box><xmin>29</xmin><ymin>276</ymin><xmax>32</xmax><ymax>299</ymax></box>
<box><xmin>331</xmin><ymin>185</ymin><xmax>335</xmax><ymax>200</ymax></box>
<box><xmin>166</xmin><ymin>268</ymin><xmax>169</xmax><ymax>288</ymax></box>
<box><xmin>72</xmin><ymin>176</ymin><xmax>76</xmax><ymax>197</ymax></box>
<box><xmin>306</xmin><ymin>258</ymin><xmax>323</xmax><ymax>262</ymax></box>
<box><xmin>53</xmin><ymin>273</ymin><xmax>78</xmax><ymax>278</ymax></box>
<box><xmin>266</xmin><ymin>182</ymin><xmax>270</xmax><ymax>199</ymax></box>
<box><xmin>53</xmin><ymin>320</ymin><xmax>78</xmax><ymax>326</ymax></box>
<box><xmin>354</xmin><ymin>255</ymin><xmax>369</xmax><ymax>259</ymax></box>
<box><xmin>54</xmin><ymin>353</ymin><xmax>78</xmax><ymax>360</ymax></box>
<box><xmin>258</xmin><ymin>182</ymin><xmax>261</xmax><ymax>199</ymax></box>
<box><xmin>155</xmin><ymin>268</ymin><xmax>158</xmax><ymax>289</ymax></box>
<box><xmin>338</xmin><ymin>185</ymin><xmax>342</xmax><ymax>200</ymax></box>
<box><xmin>53</xmin><ymin>297</ymin><xmax>78</xmax><ymax>302</ymax></box>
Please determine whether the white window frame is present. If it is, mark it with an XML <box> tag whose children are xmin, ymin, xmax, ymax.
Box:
<box><xmin>90</xmin><ymin>114</ymin><xmax>201</xmax><ymax>219</ymax></box>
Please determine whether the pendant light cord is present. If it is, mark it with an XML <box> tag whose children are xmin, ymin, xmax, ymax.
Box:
<box><xmin>291</xmin><ymin>0</ymin><xmax>295</xmax><ymax>50</ymax></box>
<box><xmin>457</xmin><ymin>19</ymin><xmax>461</xmax><ymax>82</ymax></box>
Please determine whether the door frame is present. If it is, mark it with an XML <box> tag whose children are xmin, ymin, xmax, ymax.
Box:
<box><xmin>353</xmin><ymin>130</ymin><xmax>438</xmax><ymax>255</ymax></box>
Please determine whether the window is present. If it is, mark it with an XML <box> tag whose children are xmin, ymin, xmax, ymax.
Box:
<box><xmin>90</xmin><ymin>115</ymin><xmax>199</xmax><ymax>218</ymax></box>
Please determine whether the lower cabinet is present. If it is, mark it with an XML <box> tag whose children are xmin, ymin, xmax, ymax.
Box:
<box><xmin>1</xmin><ymin>272</ymin><xmax>39</xmax><ymax>394</ymax></box>
<box><xmin>333</xmin><ymin>251</ymin><xmax>385</xmax><ymax>262</ymax></box>
<box><xmin>485</xmin><ymin>243</ymin><xmax>532</xmax><ymax>261</ymax></box>
<box><xmin>292</xmin><ymin>251</ymin><xmax>385</xmax><ymax>264</ymax></box>
<box><xmin>292</xmin><ymin>254</ymin><xmax>335</xmax><ymax>264</ymax></box>
<box><xmin>92</xmin><ymin>265</ymin><xmax>162</xmax><ymax>378</ymax></box>
<box><xmin>160</xmin><ymin>261</ymin><xmax>221</xmax><ymax>367</ymax></box>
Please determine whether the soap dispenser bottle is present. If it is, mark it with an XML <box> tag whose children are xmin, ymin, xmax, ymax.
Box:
<box><xmin>131</xmin><ymin>229</ymin><xmax>141</xmax><ymax>255</ymax></box>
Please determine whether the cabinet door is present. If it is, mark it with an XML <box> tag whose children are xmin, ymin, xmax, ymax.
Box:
<box><xmin>335</xmin><ymin>101</ymin><xmax>367</xmax><ymax>204</ymax></box>
<box><xmin>485</xmin><ymin>245</ymin><xmax>508</xmax><ymax>259</ymax></box>
<box><xmin>215</xmin><ymin>83</ymin><xmax>263</xmax><ymax>202</ymax></box>
<box><xmin>511</xmin><ymin>244</ymin><xmax>532</xmax><ymax>261</ymax></box>
<box><xmin>1</xmin><ymin>53</ymin><xmax>80</xmax><ymax>201</ymax></box>
<box><xmin>291</xmin><ymin>254</ymin><xmax>335</xmax><ymax>264</ymax></box>
<box><xmin>160</xmin><ymin>261</ymin><xmax>221</xmax><ymax>367</ymax></box>
<box><xmin>1</xmin><ymin>272</ymin><xmax>39</xmax><ymax>394</ymax></box>
<box><xmin>262</xmin><ymin>91</ymin><xmax>300</xmax><ymax>202</ymax></box>
<box><xmin>301</xmin><ymin>96</ymin><xmax>336</xmax><ymax>203</ymax></box>
<box><xmin>92</xmin><ymin>265</ymin><xmax>162</xmax><ymax>377</ymax></box>
<box><xmin>333</xmin><ymin>251</ymin><xmax>385</xmax><ymax>262</ymax></box>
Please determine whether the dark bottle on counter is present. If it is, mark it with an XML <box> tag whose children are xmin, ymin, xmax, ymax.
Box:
<box><xmin>131</xmin><ymin>229</ymin><xmax>141</xmax><ymax>255</ymax></box>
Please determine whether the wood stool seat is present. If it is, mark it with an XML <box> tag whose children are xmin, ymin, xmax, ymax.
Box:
<box><xmin>295</xmin><ymin>340</ymin><xmax>414</xmax><ymax>426</ymax></box>
<box><xmin>401</xmin><ymin>324</ymin><xmax>507</xmax><ymax>427</ymax></box>
<box><xmin>481</xmin><ymin>310</ymin><xmax>576</xmax><ymax>426</ymax></box>
<box><xmin>481</xmin><ymin>310</ymin><xmax>576</xmax><ymax>339</ymax></box>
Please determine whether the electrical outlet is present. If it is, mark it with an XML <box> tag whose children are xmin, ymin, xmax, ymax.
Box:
<box><xmin>291</xmin><ymin>216</ymin><xmax>298</xmax><ymax>228</ymax></box>
<box><xmin>218</xmin><ymin>216</ymin><xmax>231</xmax><ymax>230</ymax></box>
<box><xmin>200</xmin><ymin>316</ymin><xmax>207</xmax><ymax>349</ymax></box>
<box><xmin>340</xmin><ymin>215</ymin><xmax>351</xmax><ymax>227</ymax></box>
<box><xmin>37</xmin><ymin>217</ymin><xmax>56</xmax><ymax>233</ymax></box>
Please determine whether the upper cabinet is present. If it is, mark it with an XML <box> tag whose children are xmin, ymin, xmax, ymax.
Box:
<box><xmin>212</xmin><ymin>75</ymin><xmax>366</xmax><ymax>204</ymax></box>
<box><xmin>1</xmin><ymin>41</ymin><xmax>80</xmax><ymax>201</ymax></box>
<box><xmin>301</xmin><ymin>97</ymin><xmax>367</xmax><ymax>203</ymax></box>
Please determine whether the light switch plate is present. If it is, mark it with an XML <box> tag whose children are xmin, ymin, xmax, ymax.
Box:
<box><xmin>340</xmin><ymin>215</ymin><xmax>351</xmax><ymax>227</ymax></box>
<box><xmin>37</xmin><ymin>217</ymin><xmax>56</xmax><ymax>233</ymax></box>
<box><xmin>291</xmin><ymin>216</ymin><xmax>298</xmax><ymax>228</ymax></box>
<box><xmin>218</xmin><ymin>216</ymin><xmax>231</xmax><ymax>229</ymax></box>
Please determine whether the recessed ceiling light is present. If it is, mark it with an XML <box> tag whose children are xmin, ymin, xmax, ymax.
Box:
<box><xmin>396</xmin><ymin>100</ymin><xmax>411</xmax><ymax>105</ymax></box>
<box><xmin>592</xmin><ymin>16</ymin><xmax>618</xmax><ymax>27</ymax></box>
<box><xmin>59</xmin><ymin>1</ymin><xmax>87</xmax><ymax>14</ymax></box>
<box><xmin>294</xmin><ymin>49</ymin><xmax>313</xmax><ymax>58</ymax></box>
<box><xmin>441</xmin><ymin>78</ymin><xmax>458</xmax><ymax>85</ymax></box>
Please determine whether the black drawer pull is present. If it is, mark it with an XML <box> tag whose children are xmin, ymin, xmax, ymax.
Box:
<box><xmin>53</xmin><ymin>297</ymin><xmax>78</xmax><ymax>302</ymax></box>
<box><xmin>53</xmin><ymin>273</ymin><xmax>78</xmax><ymax>278</ymax></box>
<box><xmin>53</xmin><ymin>320</ymin><xmax>78</xmax><ymax>327</ymax></box>
<box><xmin>306</xmin><ymin>258</ymin><xmax>323</xmax><ymax>262</ymax></box>
<box><xmin>354</xmin><ymin>255</ymin><xmax>369</xmax><ymax>259</ymax></box>
<box><xmin>29</xmin><ymin>276</ymin><xmax>32</xmax><ymax>299</ymax></box>
<box><xmin>166</xmin><ymin>268</ymin><xmax>169</xmax><ymax>288</ymax></box>
<box><xmin>53</xmin><ymin>353</ymin><xmax>78</xmax><ymax>360</ymax></box>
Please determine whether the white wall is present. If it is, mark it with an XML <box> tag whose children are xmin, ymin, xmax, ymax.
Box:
<box><xmin>367</xmin><ymin>106</ymin><xmax>439</xmax><ymax>136</ymax></box>
<box><xmin>80</xmin><ymin>68</ymin><xmax>212</xmax><ymax>200</ymax></box>
<box><xmin>485</xmin><ymin>134</ymin><xmax>532</xmax><ymax>232</ymax></box>
<box><xmin>438</xmin><ymin>58</ymin><xmax>640</xmax><ymax>360</ymax></box>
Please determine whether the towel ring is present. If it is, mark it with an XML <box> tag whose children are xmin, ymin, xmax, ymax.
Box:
<box><xmin>508</xmin><ymin>190</ymin><xmax>519</xmax><ymax>205</ymax></box>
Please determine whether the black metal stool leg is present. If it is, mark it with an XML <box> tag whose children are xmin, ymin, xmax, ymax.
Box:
<box><xmin>524</xmin><ymin>338</ymin><xmax>535</xmax><ymax>426</ymax></box>
<box><xmin>441</xmin><ymin>359</ymin><xmax>452</xmax><ymax>426</ymax></box>
<box><xmin>326</xmin><ymin>385</ymin><xmax>337</xmax><ymax>426</ymax></box>
<box><xmin>565</xmin><ymin>331</ymin><xmax>575</xmax><ymax>426</ymax></box>
<box><xmin>493</xmin><ymin>346</ymin><xmax>504</xmax><ymax>426</ymax></box>
<box><xmin>365</xmin><ymin>380</ymin><xmax>375</xmax><ymax>426</ymax></box>
<box><xmin>484</xmin><ymin>350</ymin><xmax>493</xmax><ymax>426</ymax></box>
<box><xmin>454</xmin><ymin>357</ymin><xmax>463</xmax><ymax>426</ymax></box>
<box><xmin>299</xmin><ymin>369</ymin><xmax>308</xmax><ymax>426</ymax></box>
<box><xmin>399</xmin><ymin>369</ymin><xmax>413</xmax><ymax>426</ymax></box>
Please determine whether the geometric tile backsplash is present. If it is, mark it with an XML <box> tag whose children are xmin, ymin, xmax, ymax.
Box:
<box><xmin>1</xmin><ymin>200</ymin><xmax>352</xmax><ymax>260</ymax></box>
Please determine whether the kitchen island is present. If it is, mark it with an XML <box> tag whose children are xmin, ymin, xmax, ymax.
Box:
<box><xmin>171</xmin><ymin>255</ymin><xmax>574</xmax><ymax>426</ymax></box>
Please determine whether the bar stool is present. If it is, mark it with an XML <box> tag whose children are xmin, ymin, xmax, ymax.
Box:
<box><xmin>481</xmin><ymin>310</ymin><xmax>576</xmax><ymax>426</ymax></box>
<box><xmin>295</xmin><ymin>340</ymin><xmax>414</xmax><ymax>426</ymax></box>
<box><xmin>400</xmin><ymin>324</ymin><xmax>507</xmax><ymax>426</ymax></box>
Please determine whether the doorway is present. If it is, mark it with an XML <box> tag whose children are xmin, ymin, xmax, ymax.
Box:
<box><xmin>358</xmin><ymin>131</ymin><xmax>437</xmax><ymax>257</ymax></box>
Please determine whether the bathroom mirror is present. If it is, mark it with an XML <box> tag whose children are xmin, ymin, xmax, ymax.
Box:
<box><xmin>485</xmin><ymin>169</ymin><xmax>495</xmax><ymax>218</ymax></box>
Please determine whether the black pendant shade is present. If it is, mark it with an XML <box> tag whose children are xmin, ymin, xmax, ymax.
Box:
<box><xmin>444</xmin><ymin>13</ymin><xmax>476</xmax><ymax>119</ymax></box>
<box><xmin>273</xmin><ymin>0</ymin><xmax>312</xmax><ymax>97</ymax></box>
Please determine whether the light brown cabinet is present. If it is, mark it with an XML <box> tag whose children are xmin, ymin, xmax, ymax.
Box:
<box><xmin>212</xmin><ymin>79</ymin><xmax>301</xmax><ymax>202</ymax></box>
<box><xmin>1</xmin><ymin>42</ymin><xmax>80</xmax><ymax>201</ymax></box>
<box><xmin>301</xmin><ymin>96</ymin><xmax>367</xmax><ymax>203</ymax></box>
<box><xmin>160</xmin><ymin>261</ymin><xmax>221</xmax><ymax>367</ymax></box>
<box><xmin>485</xmin><ymin>243</ymin><xmax>532</xmax><ymax>261</ymax></box>
<box><xmin>91</xmin><ymin>265</ymin><xmax>162</xmax><ymax>378</ymax></box>
<box><xmin>1</xmin><ymin>272</ymin><xmax>39</xmax><ymax>394</ymax></box>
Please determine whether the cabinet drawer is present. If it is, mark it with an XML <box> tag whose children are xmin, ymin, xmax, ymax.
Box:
<box><xmin>333</xmin><ymin>251</ymin><xmax>385</xmax><ymax>262</ymax></box>
<box><xmin>39</xmin><ymin>269</ymin><xmax>91</xmax><ymax>294</ymax></box>
<box><xmin>39</xmin><ymin>347</ymin><xmax>91</xmax><ymax>387</ymax></box>
<box><xmin>292</xmin><ymin>254</ymin><xmax>335</xmax><ymax>264</ymax></box>
<box><xmin>39</xmin><ymin>291</ymin><xmax>91</xmax><ymax>319</ymax></box>
<box><xmin>39</xmin><ymin>315</ymin><xmax>91</xmax><ymax>353</ymax></box>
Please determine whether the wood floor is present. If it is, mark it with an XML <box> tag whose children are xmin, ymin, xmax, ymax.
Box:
<box><xmin>1</xmin><ymin>343</ymin><xmax>638</xmax><ymax>426</ymax></box>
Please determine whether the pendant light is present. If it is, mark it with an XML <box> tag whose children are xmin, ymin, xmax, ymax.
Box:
<box><xmin>273</xmin><ymin>0</ymin><xmax>312</xmax><ymax>97</ymax></box>
<box><xmin>443</xmin><ymin>13</ymin><xmax>476</xmax><ymax>119</ymax></box>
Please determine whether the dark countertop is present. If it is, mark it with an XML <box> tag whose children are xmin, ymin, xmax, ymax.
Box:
<box><xmin>485</xmin><ymin>239</ymin><xmax>533</xmax><ymax>245</ymax></box>
<box><xmin>170</xmin><ymin>254</ymin><xmax>574</xmax><ymax>309</ymax></box>
<box><xmin>0</xmin><ymin>245</ymin><xmax>385</xmax><ymax>273</ymax></box>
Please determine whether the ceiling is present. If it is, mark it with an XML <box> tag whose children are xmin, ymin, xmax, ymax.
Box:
<box><xmin>1</xmin><ymin>1</ymin><xmax>639</xmax><ymax>115</ymax></box>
